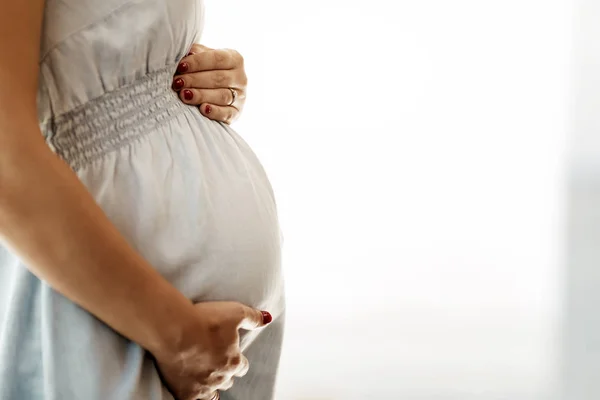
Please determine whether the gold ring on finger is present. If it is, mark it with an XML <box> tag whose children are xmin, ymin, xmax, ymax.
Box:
<box><xmin>228</xmin><ymin>88</ymin><xmax>237</xmax><ymax>106</ymax></box>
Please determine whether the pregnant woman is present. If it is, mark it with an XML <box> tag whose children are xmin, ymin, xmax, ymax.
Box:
<box><xmin>0</xmin><ymin>1</ymin><xmax>285</xmax><ymax>400</ymax></box>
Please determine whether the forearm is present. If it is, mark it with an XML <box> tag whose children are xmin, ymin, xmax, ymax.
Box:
<box><xmin>0</xmin><ymin>121</ymin><xmax>195</xmax><ymax>357</ymax></box>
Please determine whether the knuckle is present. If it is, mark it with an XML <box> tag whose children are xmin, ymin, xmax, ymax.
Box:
<box><xmin>228</xmin><ymin>354</ymin><xmax>242</xmax><ymax>368</ymax></box>
<box><xmin>237</xmin><ymin>366</ymin><xmax>249</xmax><ymax>378</ymax></box>
<box><xmin>207</xmin><ymin>370</ymin><xmax>226</xmax><ymax>385</ymax></box>
<box><xmin>225</xmin><ymin>110</ymin><xmax>236</xmax><ymax>124</ymax></box>
<box><xmin>213</xmin><ymin>51</ymin><xmax>229</xmax><ymax>68</ymax></box>
<box><xmin>231</xmin><ymin>50</ymin><xmax>244</xmax><ymax>64</ymax></box>
<box><xmin>212</xmin><ymin>374</ymin><xmax>226</xmax><ymax>384</ymax></box>
<box><xmin>212</xmin><ymin>71</ymin><xmax>227</xmax><ymax>85</ymax></box>
<box><xmin>237</xmin><ymin>356</ymin><xmax>250</xmax><ymax>376</ymax></box>
<box><xmin>214</xmin><ymin>354</ymin><xmax>231</xmax><ymax>371</ymax></box>
<box><xmin>207</xmin><ymin>321</ymin><xmax>221</xmax><ymax>334</ymax></box>
<box><xmin>234</xmin><ymin>304</ymin><xmax>246</xmax><ymax>321</ymax></box>
<box><xmin>220</xmin><ymin>90</ymin><xmax>231</xmax><ymax>105</ymax></box>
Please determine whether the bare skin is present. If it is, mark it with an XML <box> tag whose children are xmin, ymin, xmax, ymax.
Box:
<box><xmin>0</xmin><ymin>2</ymin><xmax>270</xmax><ymax>400</ymax></box>
<box><xmin>173</xmin><ymin>44</ymin><xmax>248</xmax><ymax>124</ymax></box>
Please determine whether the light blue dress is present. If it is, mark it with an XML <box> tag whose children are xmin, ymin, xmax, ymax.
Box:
<box><xmin>0</xmin><ymin>1</ymin><xmax>285</xmax><ymax>399</ymax></box>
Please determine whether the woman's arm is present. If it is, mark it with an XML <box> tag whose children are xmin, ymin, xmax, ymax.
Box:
<box><xmin>0</xmin><ymin>0</ymin><xmax>200</xmax><ymax>359</ymax></box>
<box><xmin>1</xmin><ymin>4</ymin><xmax>272</xmax><ymax>398</ymax></box>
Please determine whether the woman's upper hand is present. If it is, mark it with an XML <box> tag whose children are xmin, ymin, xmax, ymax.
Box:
<box><xmin>154</xmin><ymin>301</ymin><xmax>272</xmax><ymax>400</ymax></box>
<box><xmin>172</xmin><ymin>44</ymin><xmax>247</xmax><ymax>124</ymax></box>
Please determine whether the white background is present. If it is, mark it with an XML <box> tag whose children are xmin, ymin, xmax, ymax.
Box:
<box><xmin>203</xmin><ymin>1</ymin><xmax>572</xmax><ymax>399</ymax></box>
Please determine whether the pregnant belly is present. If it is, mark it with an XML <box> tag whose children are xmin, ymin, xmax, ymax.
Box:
<box><xmin>75</xmin><ymin>107</ymin><xmax>284</xmax><ymax>317</ymax></box>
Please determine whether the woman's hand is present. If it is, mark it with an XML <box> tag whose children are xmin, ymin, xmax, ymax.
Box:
<box><xmin>154</xmin><ymin>301</ymin><xmax>272</xmax><ymax>400</ymax></box>
<box><xmin>172</xmin><ymin>44</ymin><xmax>247</xmax><ymax>124</ymax></box>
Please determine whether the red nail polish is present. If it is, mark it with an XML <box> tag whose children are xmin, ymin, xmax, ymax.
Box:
<box><xmin>183</xmin><ymin>90</ymin><xmax>193</xmax><ymax>101</ymax></box>
<box><xmin>177</xmin><ymin>62</ymin><xmax>189</xmax><ymax>73</ymax></box>
<box><xmin>205</xmin><ymin>105</ymin><xmax>212</xmax><ymax>114</ymax></box>
<box><xmin>172</xmin><ymin>78</ymin><xmax>184</xmax><ymax>90</ymax></box>
<box><xmin>261</xmin><ymin>311</ymin><xmax>273</xmax><ymax>325</ymax></box>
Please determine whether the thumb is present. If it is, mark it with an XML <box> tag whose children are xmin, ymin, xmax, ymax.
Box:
<box><xmin>237</xmin><ymin>305</ymin><xmax>273</xmax><ymax>330</ymax></box>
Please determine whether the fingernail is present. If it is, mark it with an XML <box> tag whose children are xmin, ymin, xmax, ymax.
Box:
<box><xmin>177</xmin><ymin>62</ymin><xmax>189</xmax><ymax>73</ymax></box>
<box><xmin>205</xmin><ymin>104</ymin><xmax>212</xmax><ymax>114</ymax></box>
<box><xmin>172</xmin><ymin>77</ymin><xmax>184</xmax><ymax>90</ymax></box>
<box><xmin>183</xmin><ymin>89</ymin><xmax>193</xmax><ymax>101</ymax></box>
<box><xmin>261</xmin><ymin>311</ymin><xmax>273</xmax><ymax>325</ymax></box>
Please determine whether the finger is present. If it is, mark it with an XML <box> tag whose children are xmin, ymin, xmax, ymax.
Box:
<box><xmin>235</xmin><ymin>305</ymin><xmax>273</xmax><ymax>330</ymax></box>
<box><xmin>178</xmin><ymin>88</ymin><xmax>239</xmax><ymax>107</ymax></box>
<box><xmin>232</xmin><ymin>354</ymin><xmax>250</xmax><ymax>378</ymax></box>
<box><xmin>174</xmin><ymin>70</ymin><xmax>236</xmax><ymax>90</ymax></box>
<box><xmin>187</xmin><ymin>43</ymin><xmax>211</xmax><ymax>56</ymax></box>
<box><xmin>198</xmin><ymin>104</ymin><xmax>239</xmax><ymax>125</ymax></box>
<box><xmin>178</xmin><ymin>48</ymin><xmax>241</xmax><ymax>73</ymax></box>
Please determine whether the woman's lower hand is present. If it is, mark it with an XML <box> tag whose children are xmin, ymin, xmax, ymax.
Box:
<box><xmin>153</xmin><ymin>301</ymin><xmax>272</xmax><ymax>400</ymax></box>
<box><xmin>172</xmin><ymin>44</ymin><xmax>247</xmax><ymax>124</ymax></box>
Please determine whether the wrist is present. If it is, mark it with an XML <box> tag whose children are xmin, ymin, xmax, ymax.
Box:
<box><xmin>142</xmin><ymin>293</ymin><xmax>201</xmax><ymax>361</ymax></box>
